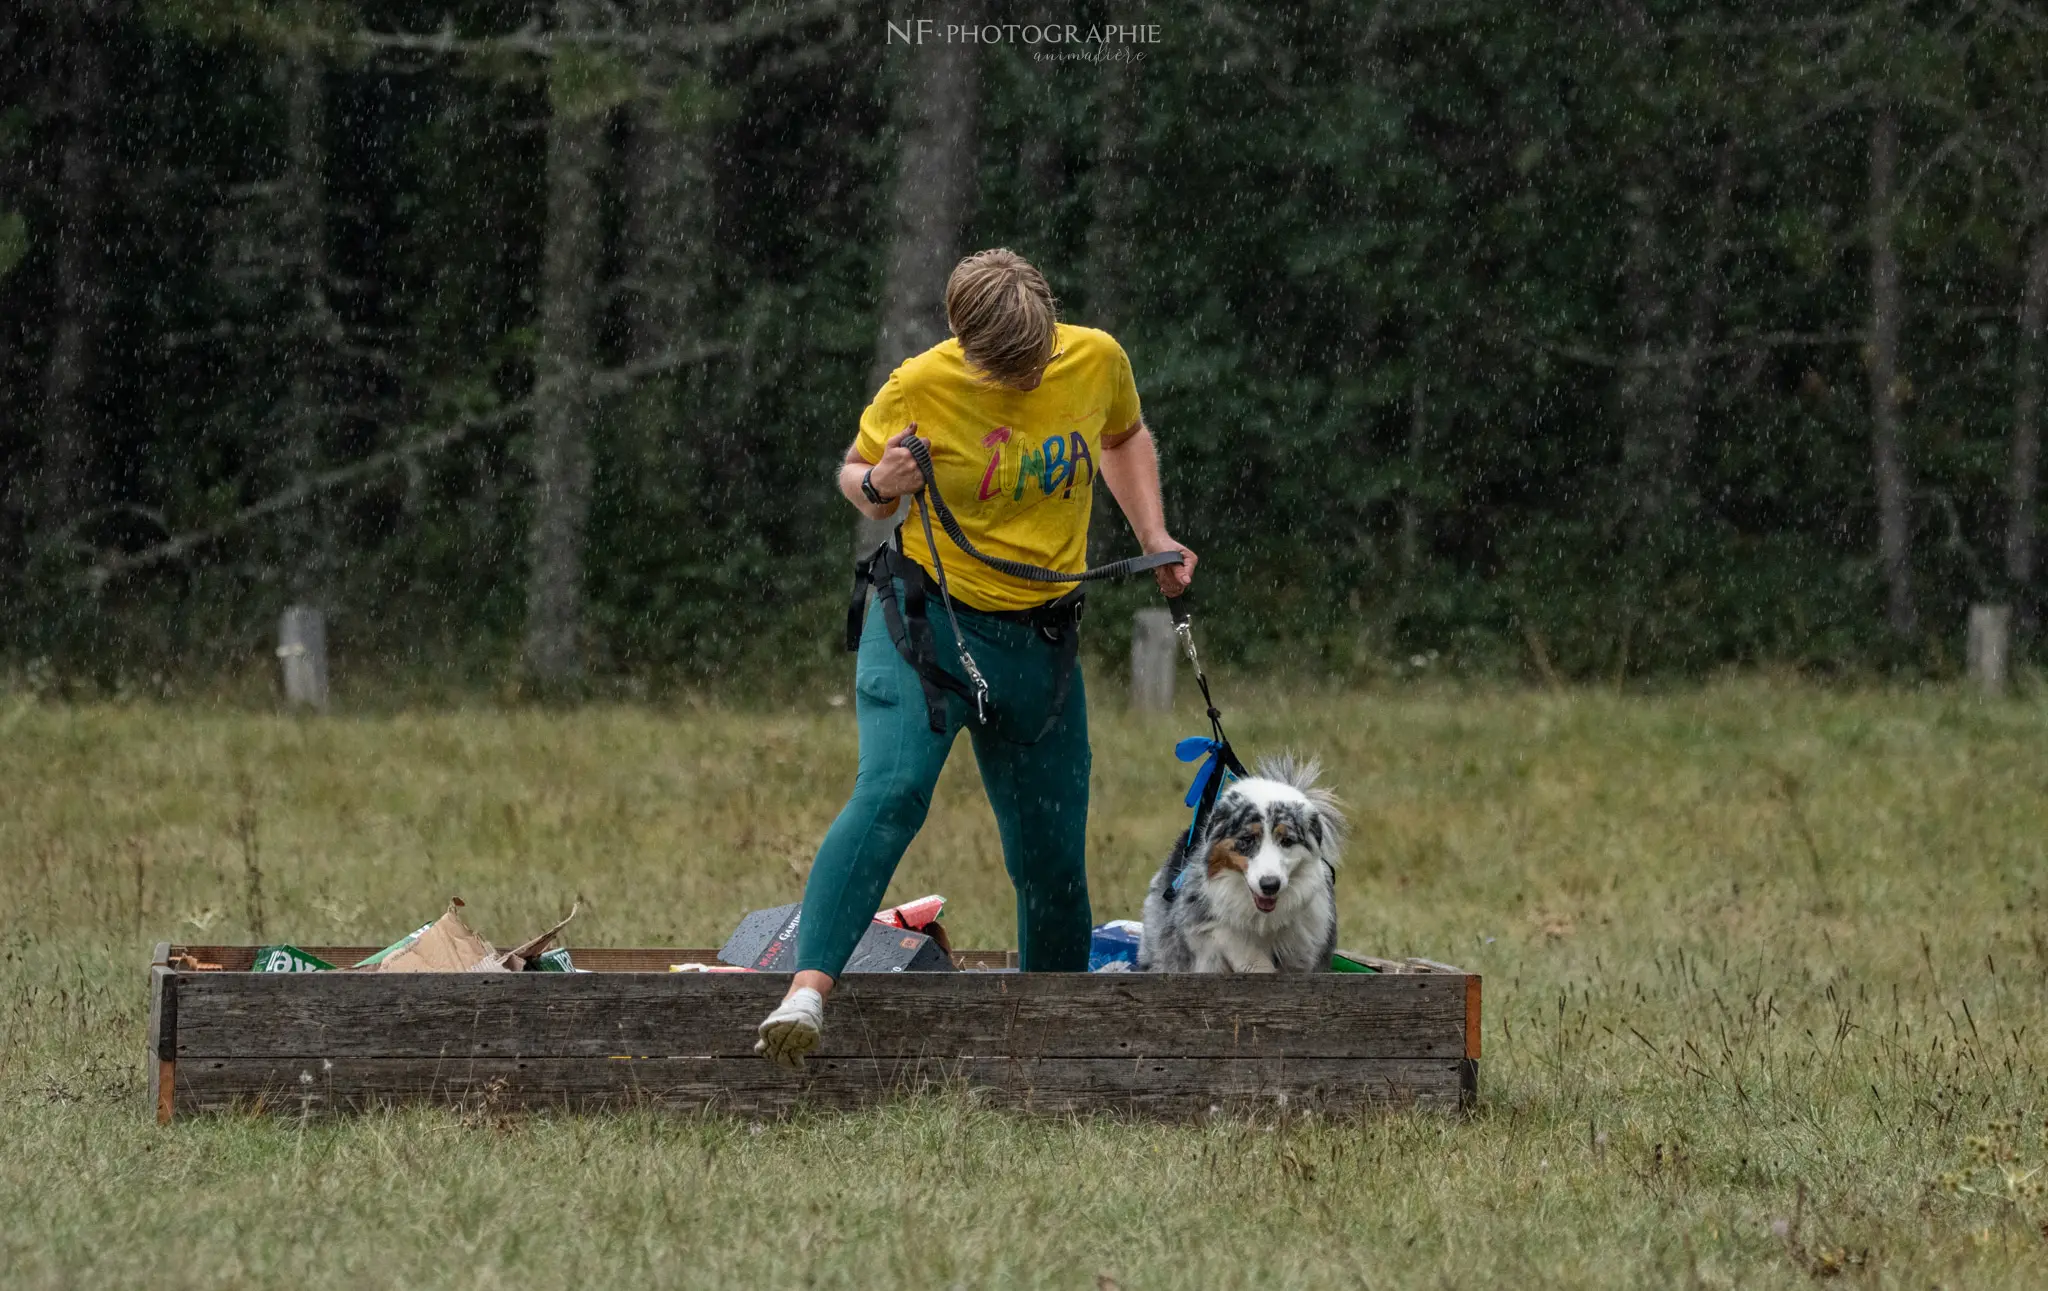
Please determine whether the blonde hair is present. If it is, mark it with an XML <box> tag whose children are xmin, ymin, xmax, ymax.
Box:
<box><xmin>945</xmin><ymin>249</ymin><xmax>1059</xmax><ymax>388</ymax></box>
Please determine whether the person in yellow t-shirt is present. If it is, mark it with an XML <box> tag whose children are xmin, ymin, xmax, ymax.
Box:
<box><xmin>755</xmin><ymin>249</ymin><xmax>1197</xmax><ymax>1068</ymax></box>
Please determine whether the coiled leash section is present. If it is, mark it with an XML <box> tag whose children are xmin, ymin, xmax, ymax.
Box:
<box><xmin>902</xmin><ymin>436</ymin><xmax>1186</xmax><ymax>585</ymax></box>
<box><xmin>848</xmin><ymin>434</ymin><xmax>1184</xmax><ymax>742</ymax></box>
<box><xmin>902</xmin><ymin>433</ymin><xmax>1182</xmax><ymax>733</ymax></box>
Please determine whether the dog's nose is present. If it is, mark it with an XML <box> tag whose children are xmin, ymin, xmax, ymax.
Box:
<box><xmin>1258</xmin><ymin>876</ymin><xmax>1281</xmax><ymax>897</ymax></box>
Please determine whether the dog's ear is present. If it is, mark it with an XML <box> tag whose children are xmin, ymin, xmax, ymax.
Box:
<box><xmin>1203</xmin><ymin>790</ymin><xmax>1254</xmax><ymax>848</ymax></box>
<box><xmin>1301</xmin><ymin>791</ymin><xmax>1345</xmax><ymax>864</ymax></box>
<box><xmin>1254</xmin><ymin>752</ymin><xmax>1345</xmax><ymax>853</ymax></box>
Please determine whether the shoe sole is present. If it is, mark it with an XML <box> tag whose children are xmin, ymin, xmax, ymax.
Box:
<box><xmin>755</xmin><ymin>1017</ymin><xmax>820</xmax><ymax>1071</ymax></box>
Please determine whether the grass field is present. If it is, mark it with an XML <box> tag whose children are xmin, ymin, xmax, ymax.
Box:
<box><xmin>4</xmin><ymin>678</ymin><xmax>2048</xmax><ymax>1288</ymax></box>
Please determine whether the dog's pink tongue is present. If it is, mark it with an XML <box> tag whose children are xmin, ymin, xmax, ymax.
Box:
<box><xmin>1253</xmin><ymin>895</ymin><xmax>1278</xmax><ymax>913</ymax></box>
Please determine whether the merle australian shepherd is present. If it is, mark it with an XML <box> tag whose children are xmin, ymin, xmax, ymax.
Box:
<box><xmin>1139</xmin><ymin>756</ymin><xmax>1345</xmax><ymax>973</ymax></box>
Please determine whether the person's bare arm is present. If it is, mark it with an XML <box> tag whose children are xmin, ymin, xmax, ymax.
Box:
<box><xmin>838</xmin><ymin>427</ymin><xmax>925</xmax><ymax>521</ymax></box>
<box><xmin>1099</xmin><ymin>418</ymin><xmax>1197</xmax><ymax>596</ymax></box>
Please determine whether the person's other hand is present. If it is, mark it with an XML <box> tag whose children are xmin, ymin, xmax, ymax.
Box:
<box><xmin>868</xmin><ymin>427</ymin><xmax>926</xmax><ymax>499</ymax></box>
<box><xmin>1147</xmin><ymin>534</ymin><xmax>1197</xmax><ymax>596</ymax></box>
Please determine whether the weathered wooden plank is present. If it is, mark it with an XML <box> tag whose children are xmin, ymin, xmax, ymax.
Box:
<box><xmin>147</xmin><ymin>966</ymin><xmax>176</xmax><ymax>1124</ymax></box>
<box><xmin>1404</xmin><ymin>957</ymin><xmax>1473</xmax><ymax>975</ymax></box>
<box><xmin>1466</xmin><ymin>976</ymin><xmax>1482</xmax><ymax>1059</ymax></box>
<box><xmin>149</xmin><ymin>966</ymin><xmax>177</xmax><ymax>1060</ymax></box>
<box><xmin>168</xmin><ymin>945</ymin><xmax>1019</xmax><ymax>973</ymax></box>
<box><xmin>175</xmin><ymin>1054</ymin><xmax>1473</xmax><ymax>1117</ymax></box>
<box><xmin>172</xmin><ymin>970</ymin><xmax>1469</xmax><ymax>1061</ymax></box>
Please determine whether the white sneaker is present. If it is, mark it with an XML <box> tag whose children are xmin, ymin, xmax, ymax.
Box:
<box><xmin>754</xmin><ymin>987</ymin><xmax>824</xmax><ymax>1070</ymax></box>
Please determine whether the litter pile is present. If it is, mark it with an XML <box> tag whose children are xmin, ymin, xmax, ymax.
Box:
<box><xmin>244</xmin><ymin>896</ymin><xmax>1379</xmax><ymax>974</ymax></box>
<box><xmin>1088</xmin><ymin>919</ymin><xmax>1143</xmax><ymax>971</ymax></box>
<box><xmin>1086</xmin><ymin>921</ymin><xmax>1381</xmax><ymax>973</ymax></box>
<box><xmin>707</xmin><ymin>895</ymin><xmax>955</xmax><ymax>973</ymax></box>
<box><xmin>252</xmin><ymin>897</ymin><xmax>580</xmax><ymax>973</ymax></box>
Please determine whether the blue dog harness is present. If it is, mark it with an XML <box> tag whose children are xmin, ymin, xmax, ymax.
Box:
<box><xmin>1177</xmin><ymin>736</ymin><xmax>1236</xmax><ymax>849</ymax></box>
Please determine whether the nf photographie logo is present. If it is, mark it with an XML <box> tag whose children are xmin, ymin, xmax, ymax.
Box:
<box><xmin>885</xmin><ymin>19</ymin><xmax>1161</xmax><ymax>46</ymax></box>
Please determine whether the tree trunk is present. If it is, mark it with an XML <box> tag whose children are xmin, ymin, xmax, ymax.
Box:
<box><xmin>1615</xmin><ymin>180</ymin><xmax>1675</xmax><ymax>535</ymax></box>
<box><xmin>2005</xmin><ymin>162</ymin><xmax>2048</xmax><ymax>637</ymax></box>
<box><xmin>42</xmin><ymin>0</ymin><xmax>113</xmax><ymax>532</ymax></box>
<box><xmin>1661</xmin><ymin>139</ymin><xmax>1736</xmax><ymax>511</ymax></box>
<box><xmin>624</xmin><ymin>0</ymin><xmax>707</xmax><ymax>369</ymax></box>
<box><xmin>523</xmin><ymin>0</ymin><xmax>609</xmax><ymax>690</ymax></box>
<box><xmin>1400</xmin><ymin>368</ymin><xmax>1425</xmax><ymax>575</ymax></box>
<box><xmin>1084</xmin><ymin>54</ymin><xmax>1135</xmax><ymax>565</ymax></box>
<box><xmin>1867</xmin><ymin>103</ymin><xmax>1917</xmax><ymax>638</ymax></box>
<box><xmin>1608</xmin><ymin>0</ymin><xmax>1668</xmax><ymax>543</ymax></box>
<box><xmin>1084</xmin><ymin>61</ymin><xmax>1134</xmax><ymax>328</ymax></box>
<box><xmin>854</xmin><ymin>0</ymin><xmax>982</xmax><ymax>557</ymax></box>
<box><xmin>621</xmin><ymin>0</ymin><xmax>713</xmax><ymax>504</ymax></box>
<box><xmin>281</xmin><ymin>41</ymin><xmax>339</xmax><ymax>606</ymax></box>
<box><xmin>1609</xmin><ymin>3</ymin><xmax>1732</xmax><ymax>550</ymax></box>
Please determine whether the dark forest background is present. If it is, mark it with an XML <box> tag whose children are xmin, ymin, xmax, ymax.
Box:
<box><xmin>6</xmin><ymin>0</ymin><xmax>2048</xmax><ymax>695</ymax></box>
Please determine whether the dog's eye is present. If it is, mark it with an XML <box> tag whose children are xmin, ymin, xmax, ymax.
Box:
<box><xmin>1236</xmin><ymin>832</ymin><xmax>1258</xmax><ymax>851</ymax></box>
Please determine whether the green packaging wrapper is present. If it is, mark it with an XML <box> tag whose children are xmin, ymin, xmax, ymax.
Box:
<box><xmin>1329</xmin><ymin>951</ymin><xmax>1378</xmax><ymax>973</ymax></box>
<box><xmin>253</xmin><ymin>945</ymin><xmax>336</xmax><ymax>973</ymax></box>
<box><xmin>531</xmin><ymin>947</ymin><xmax>575</xmax><ymax>972</ymax></box>
<box><xmin>352</xmin><ymin>921</ymin><xmax>435</xmax><ymax>969</ymax></box>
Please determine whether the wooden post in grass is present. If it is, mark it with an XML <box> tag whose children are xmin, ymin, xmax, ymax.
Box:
<box><xmin>277</xmin><ymin>606</ymin><xmax>328</xmax><ymax>711</ymax></box>
<box><xmin>1968</xmin><ymin>604</ymin><xmax>2010</xmax><ymax>698</ymax></box>
<box><xmin>1132</xmin><ymin>607</ymin><xmax>1175</xmax><ymax>712</ymax></box>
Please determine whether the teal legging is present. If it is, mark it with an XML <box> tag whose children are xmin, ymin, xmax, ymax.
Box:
<box><xmin>794</xmin><ymin>584</ymin><xmax>1093</xmax><ymax>975</ymax></box>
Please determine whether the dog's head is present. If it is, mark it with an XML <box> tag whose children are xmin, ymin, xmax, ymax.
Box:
<box><xmin>1199</xmin><ymin>755</ymin><xmax>1345</xmax><ymax>914</ymax></box>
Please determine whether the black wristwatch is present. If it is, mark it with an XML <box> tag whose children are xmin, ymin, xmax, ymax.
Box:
<box><xmin>860</xmin><ymin>468</ymin><xmax>888</xmax><ymax>506</ymax></box>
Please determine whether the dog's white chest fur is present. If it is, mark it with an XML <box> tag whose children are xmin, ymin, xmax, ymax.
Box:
<box><xmin>1192</xmin><ymin>920</ymin><xmax>1288</xmax><ymax>973</ymax></box>
<box><xmin>1186</xmin><ymin>888</ymin><xmax>1331</xmax><ymax>972</ymax></box>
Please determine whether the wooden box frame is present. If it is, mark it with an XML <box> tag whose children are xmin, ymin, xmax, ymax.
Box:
<box><xmin>148</xmin><ymin>944</ymin><xmax>1479</xmax><ymax>1122</ymax></box>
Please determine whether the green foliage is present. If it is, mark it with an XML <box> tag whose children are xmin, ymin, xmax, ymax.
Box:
<box><xmin>143</xmin><ymin>0</ymin><xmax>356</xmax><ymax>50</ymax></box>
<box><xmin>663</xmin><ymin>68</ymin><xmax>736</xmax><ymax>132</ymax></box>
<box><xmin>141</xmin><ymin>0</ymin><xmax>274</xmax><ymax>42</ymax></box>
<box><xmin>6</xmin><ymin>1</ymin><xmax>2048</xmax><ymax>686</ymax></box>
<box><xmin>0</xmin><ymin>211</ymin><xmax>24</xmax><ymax>282</ymax></box>
<box><xmin>548</xmin><ymin>42</ymin><xmax>640</xmax><ymax>121</ymax></box>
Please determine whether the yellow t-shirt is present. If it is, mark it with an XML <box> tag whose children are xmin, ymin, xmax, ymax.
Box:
<box><xmin>855</xmin><ymin>322</ymin><xmax>1142</xmax><ymax>612</ymax></box>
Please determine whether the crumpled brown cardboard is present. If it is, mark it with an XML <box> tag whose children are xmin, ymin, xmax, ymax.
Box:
<box><xmin>365</xmin><ymin>898</ymin><xmax>577</xmax><ymax>973</ymax></box>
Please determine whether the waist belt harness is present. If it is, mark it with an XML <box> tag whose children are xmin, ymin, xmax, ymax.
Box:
<box><xmin>846</xmin><ymin>541</ymin><xmax>1084</xmax><ymax>744</ymax></box>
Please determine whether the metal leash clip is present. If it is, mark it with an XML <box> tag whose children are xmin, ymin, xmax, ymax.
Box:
<box><xmin>1174</xmin><ymin>616</ymin><xmax>1201</xmax><ymax>673</ymax></box>
<box><xmin>961</xmin><ymin>651</ymin><xmax>992</xmax><ymax>726</ymax></box>
<box><xmin>912</xmin><ymin>484</ymin><xmax>995</xmax><ymax>727</ymax></box>
<box><xmin>1168</xmin><ymin>594</ymin><xmax>1203</xmax><ymax>672</ymax></box>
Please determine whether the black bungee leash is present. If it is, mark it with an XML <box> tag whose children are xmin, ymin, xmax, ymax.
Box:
<box><xmin>889</xmin><ymin>433</ymin><xmax>1249</xmax><ymax>891</ymax></box>
<box><xmin>1164</xmin><ymin>592</ymin><xmax>1248</xmax><ymax>877</ymax></box>
<box><xmin>897</xmin><ymin>435</ymin><xmax>1260</xmax><ymax>906</ymax></box>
